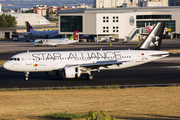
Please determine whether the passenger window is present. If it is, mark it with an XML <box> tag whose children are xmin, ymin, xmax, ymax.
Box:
<box><xmin>14</xmin><ymin>58</ymin><xmax>17</xmax><ymax>61</ymax></box>
<box><xmin>17</xmin><ymin>58</ymin><xmax>20</xmax><ymax>61</ymax></box>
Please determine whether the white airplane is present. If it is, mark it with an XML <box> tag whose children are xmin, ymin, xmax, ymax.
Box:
<box><xmin>25</xmin><ymin>21</ymin><xmax>59</xmax><ymax>38</ymax></box>
<box><xmin>3</xmin><ymin>22</ymin><xmax>169</xmax><ymax>81</ymax></box>
<box><xmin>31</xmin><ymin>31</ymin><xmax>79</xmax><ymax>47</ymax></box>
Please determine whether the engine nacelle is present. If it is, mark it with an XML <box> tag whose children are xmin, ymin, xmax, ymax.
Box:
<box><xmin>62</xmin><ymin>66</ymin><xmax>81</xmax><ymax>78</ymax></box>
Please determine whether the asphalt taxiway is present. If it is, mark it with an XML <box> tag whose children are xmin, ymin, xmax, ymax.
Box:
<box><xmin>0</xmin><ymin>39</ymin><xmax>180</xmax><ymax>88</ymax></box>
<box><xmin>0</xmin><ymin>61</ymin><xmax>180</xmax><ymax>88</ymax></box>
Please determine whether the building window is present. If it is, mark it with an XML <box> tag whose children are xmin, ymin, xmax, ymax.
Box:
<box><xmin>113</xmin><ymin>16</ymin><xmax>119</xmax><ymax>22</ymax></box>
<box><xmin>113</xmin><ymin>26</ymin><xmax>119</xmax><ymax>32</ymax></box>
<box><xmin>136</xmin><ymin>15</ymin><xmax>172</xmax><ymax>19</ymax></box>
<box><xmin>60</xmin><ymin>16</ymin><xmax>82</xmax><ymax>32</ymax></box>
<box><xmin>136</xmin><ymin>20</ymin><xmax>176</xmax><ymax>32</ymax></box>
<box><xmin>103</xmin><ymin>16</ymin><xmax>109</xmax><ymax>23</ymax></box>
<box><xmin>103</xmin><ymin>26</ymin><xmax>109</xmax><ymax>33</ymax></box>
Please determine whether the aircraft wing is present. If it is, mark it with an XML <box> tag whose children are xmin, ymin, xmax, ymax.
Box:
<box><xmin>54</xmin><ymin>60</ymin><xmax>129</xmax><ymax>71</ymax></box>
<box><xmin>79</xmin><ymin>60</ymin><xmax>129</xmax><ymax>69</ymax></box>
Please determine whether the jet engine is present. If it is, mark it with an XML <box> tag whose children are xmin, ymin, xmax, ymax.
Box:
<box><xmin>62</xmin><ymin>66</ymin><xmax>81</xmax><ymax>78</ymax></box>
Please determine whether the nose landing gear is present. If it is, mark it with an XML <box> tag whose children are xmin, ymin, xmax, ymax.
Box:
<box><xmin>24</xmin><ymin>72</ymin><xmax>29</xmax><ymax>81</ymax></box>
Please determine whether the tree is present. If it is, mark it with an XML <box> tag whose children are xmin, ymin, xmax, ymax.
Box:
<box><xmin>4</xmin><ymin>14</ymin><xmax>17</xmax><ymax>27</ymax></box>
<box><xmin>0</xmin><ymin>15</ymin><xmax>8</xmax><ymax>28</ymax></box>
<box><xmin>0</xmin><ymin>14</ymin><xmax>17</xmax><ymax>27</ymax></box>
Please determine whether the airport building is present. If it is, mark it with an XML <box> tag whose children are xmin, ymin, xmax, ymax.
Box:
<box><xmin>0</xmin><ymin>4</ymin><xmax>1</xmax><ymax>13</ymax></box>
<box><xmin>10</xmin><ymin>13</ymin><xmax>52</xmax><ymax>27</ymax></box>
<box><xmin>169</xmin><ymin>0</ymin><xmax>180</xmax><ymax>6</ymax></box>
<box><xmin>0</xmin><ymin>13</ymin><xmax>57</xmax><ymax>39</ymax></box>
<box><xmin>57</xmin><ymin>6</ymin><xmax>180</xmax><ymax>41</ymax></box>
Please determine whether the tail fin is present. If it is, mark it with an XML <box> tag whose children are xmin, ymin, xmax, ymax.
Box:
<box><xmin>68</xmin><ymin>31</ymin><xmax>79</xmax><ymax>40</ymax></box>
<box><xmin>25</xmin><ymin>21</ymin><xmax>34</xmax><ymax>32</ymax></box>
<box><xmin>136</xmin><ymin>22</ymin><xmax>165</xmax><ymax>50</ymax></box>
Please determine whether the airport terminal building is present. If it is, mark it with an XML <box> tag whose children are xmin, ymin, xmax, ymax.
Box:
<box><xmin>57</xmin><ymin>7</ymin><xmax>180</xmax><ymax>41</ymax></box>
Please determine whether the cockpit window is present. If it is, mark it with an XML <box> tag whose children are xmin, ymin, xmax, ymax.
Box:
<box><xmin>9</xmin><ymin>58</ymin><xmax>20</xmax><ymax>61</ymax></box>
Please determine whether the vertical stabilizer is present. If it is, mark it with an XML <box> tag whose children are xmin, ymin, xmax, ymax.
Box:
<box><xmin>25</xmin><ymin>21</ymin><xmax>34</xmax><ymax>32</ymax></box>
<box><xmin>74</xmin><ymin>31</ymin><xmax>79</xmax><ymax>40</ymax></box>
<box><xmin>136</xmin><ymin>22</ymin><xmax>165</xmax><ymax>50</ymax></box>
<box><xmin>68</xmin><ymin>31</ymin><xmax>79</xmax><ymax>40</ymax></box>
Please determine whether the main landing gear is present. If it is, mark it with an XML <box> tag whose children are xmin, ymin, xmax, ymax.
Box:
<box><xmin>86</xmin><ymin>74</ymin><xmax>93</xmax><ymax>80</ymax></box>
<box><xmin>24</xmin><ymin>72</ymin><xmax>29</xmax><ymax>81</ymax></box>
<box><xmin>86</xmin><ymin>70</ymin><xmax>93</xmax><ymax>80</ymax></box>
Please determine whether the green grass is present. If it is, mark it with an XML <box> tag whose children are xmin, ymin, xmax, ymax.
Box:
<box><xmin>44</xmin><ymin>111</ymin><xmax>87</xmax><ymax>119</ymax></box>
<box><xmin>44</xmin><ymin>110</ymin><xmax>116</xmax><ymax>120</ymax></box>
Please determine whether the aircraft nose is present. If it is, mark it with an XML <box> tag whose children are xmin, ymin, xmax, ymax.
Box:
<box><xmin>3</xmin><ymin>62</ymin><xmax>11</xmax><ymax>70</ymax></box>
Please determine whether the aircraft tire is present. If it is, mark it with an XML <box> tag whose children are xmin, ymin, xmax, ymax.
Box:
<box><xmin>61</xmin><ymin>69</ymin><xmax>66</xmax><ymax>79</ymax></box>
<box><xmin>24</xmin><ymin>77</ymin><xmax>28</xmax><ymax>81</ymax></box>
<box><xmin>86</xmin><ymin>74</ymin><xmax>93</xmax><ymax>80</ymax></box>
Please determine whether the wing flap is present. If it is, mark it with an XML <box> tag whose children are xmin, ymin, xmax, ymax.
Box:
<box><xmin>79</xmin><ymin>60</ymin><xmax>128</xmax><ymax>68</ymax></box>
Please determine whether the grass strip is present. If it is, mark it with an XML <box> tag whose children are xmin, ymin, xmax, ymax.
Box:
<box><xmin>1</xmin><ymin>84</ymin><xmax>180</xmax><ymax>92</ymax></box>
<box><xmin>0</xmin><ymin>60</ymin><xmax>7</xmax><ymax>66</ymax></box>
<box><xmin>44</xmin><ymin>111</ymin><xmax>87</xmax><ymax>119</ymax></box>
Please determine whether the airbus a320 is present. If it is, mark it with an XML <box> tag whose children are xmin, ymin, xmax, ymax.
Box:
<box><xmin>3</xmin><ymin>22</ymin><xmax>169</xmax><ymax>81</ymax></box>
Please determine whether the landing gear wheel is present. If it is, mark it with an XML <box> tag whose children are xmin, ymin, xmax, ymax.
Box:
<box><xmin>87</xmin><ymin>74</ymin><xmax>93</xmax><ymax>80</ymax></box>
<box><xmin>24</xmin><ymin>77</ymin><xmax>28</xmax><ymax>81</ymax></box>
<box><xmin>61</xmin><ymin>69</ymin><xmax>66</xmax><ymax>79</ymax></box>
<box><xmin>24</xmin><ymin>72</ymin><xmax>29</xmax><ymax>81</ymax></box>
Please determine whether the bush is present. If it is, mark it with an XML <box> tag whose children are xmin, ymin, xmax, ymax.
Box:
<box><xmin>86</xmin><ymin>110</ymin><xmax>115</xmax><ymax>120</ymax></box>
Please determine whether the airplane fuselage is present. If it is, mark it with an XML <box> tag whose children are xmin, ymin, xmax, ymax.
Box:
<box><xmin>25</xmin><ymin>31</ymin><xmax>58</xmax><ymax>38</ymax></box>
<box><xmin>32</xmin><ymin>38</ymin><xmax>78</xmax><ymax>46</ymax></box>
<box><xmin>3</xmin><ymin>50</ymin><xmax>169</xmax><ymax>72</ymax></box>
